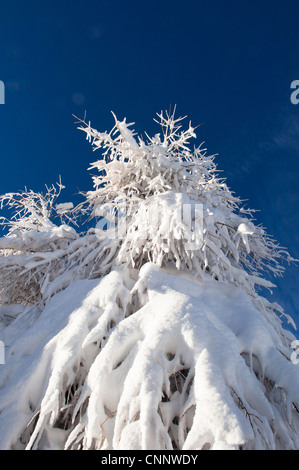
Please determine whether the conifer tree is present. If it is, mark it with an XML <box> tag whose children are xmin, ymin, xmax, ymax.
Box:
<box><xmin>0</xmin><ymin>111</ymin><xmax>298</xmax><ymax>450</ymax></box>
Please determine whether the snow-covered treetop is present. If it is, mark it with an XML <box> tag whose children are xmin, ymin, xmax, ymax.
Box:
<box><xmin>76</xmin><ymin>111</ymin><xmax>294</xmax><ymax>296</ymax></box>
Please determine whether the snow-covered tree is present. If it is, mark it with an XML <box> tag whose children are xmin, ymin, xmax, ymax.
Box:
<box><xmin>0</xmin><ymin>110</ymin><xmax>298</xmax><ymax>450</ymax></box>
<box><xmin>0</xmin><ymin>181</ymin><xmax>117</xmax><ymax>307</ymax></box>
<box><xmin>0</xmin><ymin>181</ymin><xmax>76</xmax><ymax>305</ymax></box>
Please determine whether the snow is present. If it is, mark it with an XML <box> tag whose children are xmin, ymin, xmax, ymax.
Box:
<box><xmin>0</xmin><ymin>304</ymin><xmax>25</xmax><ymax>331</ymax></box>
<box><xmin>56</xmin><ymin>203</ymin><xmax>74</xmax><ymax>214</ymax></box>
<box><xmin>0</xmin><ymin>110</ymin><xmax>298</xmax><ymax>450</ymax></box>
<box><xmin>0</xmin><ymin>263</ymin><xmax>298</xmax><ymax>450</ymax></box>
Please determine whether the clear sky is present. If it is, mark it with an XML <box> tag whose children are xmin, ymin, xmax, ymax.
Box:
<box><xmin>0</xmin><ymin>0</ymin><xmax>298</xmax><ymax>327</ymax></box>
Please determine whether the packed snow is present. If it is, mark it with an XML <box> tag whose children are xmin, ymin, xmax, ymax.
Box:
<box><xmin>0</xmin><ymin>263</ymin><xmax>298</xmax><ymax>450</ymax></box>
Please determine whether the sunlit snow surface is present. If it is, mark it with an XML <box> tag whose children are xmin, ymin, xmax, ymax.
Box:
<box><xmin>0</xmin><ymin>264</ymin><xmax>298</xmax><ymax>450</ymax></box>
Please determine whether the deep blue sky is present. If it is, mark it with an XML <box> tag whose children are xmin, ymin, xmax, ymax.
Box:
<box><xmin>0</xmin><ymin>0</ymin><xmax>298</xmax><ymax>328</ymax></box>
